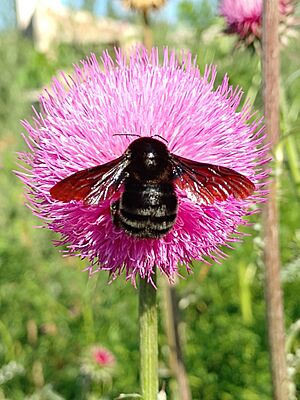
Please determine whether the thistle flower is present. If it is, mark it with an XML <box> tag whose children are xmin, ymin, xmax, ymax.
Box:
<box><xmin>219</xmin><ymin>0</ymin><xmax>298</xmax><ymax>46</ymax></box>
<box><xmin>18</xmin><ymin>47</ymin><xmax>268</xmax><ymax>285</ymax></box>
<box><xmin>122</xmin><ymin>0</ymin><xmax>166</xmax><ymax>12</ymax></box>
<box><xmin>93</xmin><ymin>347</ymin><xmax>115</xmax><ymax>367</ymax></box>
<box><xmin>80</xmin><ymin>345</ymin><xmax>115</xmax><ymax>384</ymax></box>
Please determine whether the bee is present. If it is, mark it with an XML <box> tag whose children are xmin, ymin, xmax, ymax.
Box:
<box><xmin>50</xmin><ymin>136</ymin><xmax>255</xmax><ymax>239</ymax></box>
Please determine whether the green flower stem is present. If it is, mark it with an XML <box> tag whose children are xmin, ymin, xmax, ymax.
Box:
<box><xmin>139</xmin><ymin>273</ymin><xmax>158</xmax><ymax>400</ymax></box>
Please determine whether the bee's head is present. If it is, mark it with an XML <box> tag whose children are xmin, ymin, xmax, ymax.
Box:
<box><xmin>127</xmin><ymin>137</ymin><xmax>169</xmax><ymax>179</ymax></box>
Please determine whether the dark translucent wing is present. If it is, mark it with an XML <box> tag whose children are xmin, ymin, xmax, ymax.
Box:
<box><xmin>171</xmin><ymin>154</ymin><xmax>255</xmax><ymax>205</ymax></box>
<box><xmin>50</xmin><ymin>155</ymin><xmax>127</xmax><ymax>204</ymax></box>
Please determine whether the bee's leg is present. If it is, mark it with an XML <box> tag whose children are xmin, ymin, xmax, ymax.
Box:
<box><xmin>110</xmin><ymin>199</ymin><xmax>121</xmax><ymax>228</ymax></box>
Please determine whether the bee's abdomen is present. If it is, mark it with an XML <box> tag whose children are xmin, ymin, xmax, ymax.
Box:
<box><xmin>111</xmin><ymin>182</ymin><xmax>178</xmax><ymax>238</ymax></box>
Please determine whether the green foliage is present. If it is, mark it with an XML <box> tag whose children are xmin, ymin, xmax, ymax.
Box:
<box><xmin>82</xmin><ymin>0</ymin><xmax>97</xmax><ymax>13</ymax></box>
<box><xmin>0</xmin><ymin>15</ymin><xmax>299</xmax><ymax>400</ymax></box>
<box><xmin>177</xmin><ymin>0</ymin><xmax>217</xmax><ymax>33</ymax></box>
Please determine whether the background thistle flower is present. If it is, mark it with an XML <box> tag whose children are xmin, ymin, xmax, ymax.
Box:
<box><xmin>219</xmin><ymin>0</ymin><xmax>298</xmax><ymax>47</ymax></box>
<box><xmin>122</xmin><ymin>0</ymin><xmax>167</xmax><ymax>52</ymax></box>
<box><xmin>122</xmin><ymin>0</ymin><xmax>166</xmax><ymax>12</ymax></box>
<box><xmin>18</xmin><ymin>47</ymin><xmax>268</xmax><ymax>285</ymax></box>
<box><xmin>80</xmin><ymin>345</ymin><xmax>115</xmax><ymax>384</ymax></box>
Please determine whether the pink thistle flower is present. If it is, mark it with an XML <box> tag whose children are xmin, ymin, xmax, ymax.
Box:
<box><xmin>219</xmin><ymin>0</ymin><xmax>296</xmax><ymax>46</ymax></box>
<box><xmin>93</xmin><ymin>347</ymin><xmax>115</xmax><ymax>367</ymax></box>
<box><xmin>80</xmin><ymin>345</ymin><xmax>115</xmax><ymax>384</ymax></box>
<box><xmin>17</xmin><ymin>47</ymin><xmax>268</xmax><ymax>285</ymax></box>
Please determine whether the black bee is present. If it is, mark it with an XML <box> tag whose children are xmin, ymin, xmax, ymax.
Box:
<box><xmin>50</xmin><ymin>137</ymin><xmax>255</xmax><ymax>238</ymax></box>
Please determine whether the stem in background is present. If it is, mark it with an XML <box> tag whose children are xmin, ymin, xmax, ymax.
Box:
<box><xmin>139</xmin><ymin>274</ymin><xmax>158</xmax><ymax>399</ymax></box>
<box><xmin>142</xmin><ymin>9</ymin><xmax>153</xmax><ymax>53</ymax></box>
<box><xmin>163</xmin><ymin>282</ymin><xmax>191</xmax><ymax>400</ymax></box>
<box><xmin>262</xmin><ymin>1</ymin><xmax>289</xmax><ymax>399</ymax></box>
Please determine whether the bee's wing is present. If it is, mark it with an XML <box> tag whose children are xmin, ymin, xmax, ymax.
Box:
<box><xmin>50</xmin><ymin>155</ymin><xmax>128</xmax><ymax>204</ymax></box>
<box><xmin>170</xmin><ymin>154</ymin><xmax>255</xmax><ymax>205</ymax></box>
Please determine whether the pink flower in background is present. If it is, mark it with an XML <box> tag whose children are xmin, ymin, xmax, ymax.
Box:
<box><xmin>219</xmin><ymin>0</ymin><xmax>295</xmax><ymax>45</ymax></box>
<box><xmin>93</xmin><ymin>347</ymin><xmax>115</xmax><ymax>367</ymax></box>
<box><xmin>18</xmin><ymin>47</ymin><xmax>268</xmax><ymax>285</ymax></box>
<box><xmin>80</xmin><ymin>345</ymin><xmax>115</xmax><ymax>383</ymax></box>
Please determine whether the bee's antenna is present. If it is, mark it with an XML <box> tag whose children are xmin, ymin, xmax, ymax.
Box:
<box><xmin>113</xmin><ymin>132</ymin><xmax>169</xmax><ymax>144</ymax></box>
<box><xmin>152</xmin><ymin>134</ymin><xmax>168</xmax><ymax>144</ymax></box>
<box><xmin>113</xmin><ymin>133</ymin><xmax>141</xmax><ymax>138</ymax></box>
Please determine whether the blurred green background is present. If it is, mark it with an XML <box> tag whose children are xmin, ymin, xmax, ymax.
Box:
<box><xmin>0</xmin><ymin>1</ymin><xmax>299</xmax><ymax>399</ymax></box>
